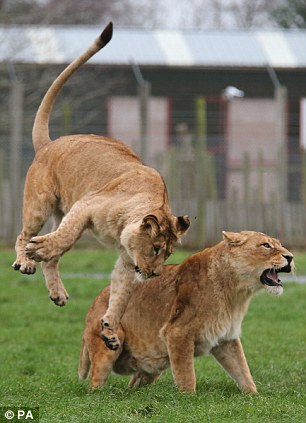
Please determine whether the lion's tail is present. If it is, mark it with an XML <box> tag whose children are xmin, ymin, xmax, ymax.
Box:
<box><xmin>32</xmin><ymin>22</ymin><xmax>113</xmax><ymax>153</ymax></box>
<box><xmin>78</xmin><ymin>337</ymin><xmax>91</xmax><ymax>380</ymax></box>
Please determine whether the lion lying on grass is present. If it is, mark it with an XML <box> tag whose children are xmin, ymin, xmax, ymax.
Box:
<box><xmin>79</xmin><ymin>230</ymin><xmax>293</xmax><ymax>393</ymax></box>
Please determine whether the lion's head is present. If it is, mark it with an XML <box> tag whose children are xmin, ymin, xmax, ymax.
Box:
<box><xmin>222</xmin><ymin>230</ymin><xmax>294</xmax><ymax>295</ymax></box>
<box><xmin>120</xmin><ymin>211</ymin><xmax>190</xmax><ymax>280</ymax></box>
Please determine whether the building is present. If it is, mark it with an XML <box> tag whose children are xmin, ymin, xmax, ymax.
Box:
<box><xmin>1</xmin><ymin>25</ymin><xmax>306</xmax><ymax>244</ymax></box>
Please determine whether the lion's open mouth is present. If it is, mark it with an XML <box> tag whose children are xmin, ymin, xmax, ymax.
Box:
<box><xmin>260</xmin><ymin>269</ymin><xmax>282</xmax><ymax>287</ymax></box>
<box><xmin>260</xmin><ymin>264</ymin><xmax>291</xmax><ymax>287</ymax></box>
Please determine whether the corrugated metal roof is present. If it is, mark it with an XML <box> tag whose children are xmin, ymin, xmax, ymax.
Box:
<box><xmin>1</xmin><ymin>25</ymin><xmax>306</xmax><ymax>69</ymax></box>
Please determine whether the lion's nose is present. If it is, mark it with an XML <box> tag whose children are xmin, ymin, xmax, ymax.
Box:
<box><xmin>283</xmin><ymin>255</ymin><xmax>293</xmax><ymax>264</ymax></box>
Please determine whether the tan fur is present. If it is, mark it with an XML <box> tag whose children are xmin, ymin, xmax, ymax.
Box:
<box><xmin>79</xmin><ymin>231</ymin><xmax>294</xmax><ymax>392</ymax></box>
<box><xmin>12</xmin><ymin>22</ymin><xmax>189</xmax><ymax>348</ymax></box>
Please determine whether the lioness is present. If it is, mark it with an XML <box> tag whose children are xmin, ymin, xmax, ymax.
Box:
<box><xmin>12</xmin><ymin>22</ymin><xmax>189</xmax><ymax>348</ymax></box>
<box><xmin>79</xmin><ymin>231</ymin><xmax>294</xmax><ymax>393</ymax></box>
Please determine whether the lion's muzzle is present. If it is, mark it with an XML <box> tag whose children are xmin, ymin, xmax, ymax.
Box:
<box><xmin>260</xmin><ymin>254</ymin><xmax>293</xmax><ymax>288</ymax></box>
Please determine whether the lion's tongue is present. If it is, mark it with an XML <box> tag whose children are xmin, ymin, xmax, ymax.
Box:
<box><xmin>267</xmin><ymin>269</ymin><xmax>279</xmax><ymax>282</ymax></box>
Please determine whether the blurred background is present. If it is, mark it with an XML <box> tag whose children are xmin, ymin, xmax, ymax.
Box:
<box><xmin>1</xmin><ymin>0</ymin><xmax>306</xmax><ymax>248</ymax></box>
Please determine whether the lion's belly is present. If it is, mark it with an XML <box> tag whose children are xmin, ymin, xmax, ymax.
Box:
<box><xmin>90</xmin><ymin>228</ymin><xmax>119</xmax><ymax>249</ymax></box>
<box><xmin>194</xmin><ymin>319</ymin><xmax>242</xmax><ymax>357</ymax></box>
<box><xmin>133</xmin><ymin>354</ymin><xmax>170</xmax><ymax>374</ymax></box>
<box><xmin>194</xmin><ymin>340</ymin><xmax>215</xmax><ymax>357</ymax></box>
<box><xmin>124</xmin><ymin>328</ymin><xmax>169</xmax><ymax>374</ymax></box>
<box><xmin>39</xmin><ymin>134</ymin><xmax>144</xmax><ymax>212</ymax></box>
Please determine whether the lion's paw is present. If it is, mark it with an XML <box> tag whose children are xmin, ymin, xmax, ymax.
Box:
<box><xmin>25</xmin><ymin>235</ymin><xmax>61</xmax><ymax>262</ymax></box>
<box><xmin>100</xmin><ymin>324</ymin><xmax>120</xmax><ymax>351</ymax></box>
<box><xmin>12</xmin><ymin>258</ymin><xmax>36</xmax><ymax>275</ymax></box>
<box><xmin>49</xmin><ymin>287</ymin><xmax>69</xmax><ymax>307</ymax></box>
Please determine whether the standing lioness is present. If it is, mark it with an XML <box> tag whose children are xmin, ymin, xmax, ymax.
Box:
<box><xmin>12</xmin><ymin>22</ymin><xmax>189</xmax><ymax>349</ymax></box>
<box><xmin>79</xmin><ymin>231</ymin><xmax>294</xmax><ymax>392</ymax></box>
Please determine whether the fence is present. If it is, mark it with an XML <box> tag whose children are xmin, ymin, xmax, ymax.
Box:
<box><xmin>160</xmin><ymin>151</ymin><xmax>306</xmax><ymax>248</ymax></box>
<box><xmin>1</xmin><ymin>80</ymin><xmax>306</xmax><ymax>249</ymax></box>
<box><xmin>2</xmin><ymin>148</ymin><xmax>305</xmax><ymax>249</ymax></box>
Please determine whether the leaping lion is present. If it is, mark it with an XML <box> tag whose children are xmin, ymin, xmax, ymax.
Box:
<box><xmin>13</xmin><ymin>22</ymin><xmax>190</xmax><ymax>349</ymax></box>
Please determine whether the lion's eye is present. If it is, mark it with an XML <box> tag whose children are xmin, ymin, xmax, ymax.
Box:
<box><xmin>261</xmin><ymin>243</ymin><xmax>272</xmax><ymax>249</ymax></box>
<box><xmin>153</xmin><ymin>246</ymin><xmax>160</xmax><ymax>256</ymax></box>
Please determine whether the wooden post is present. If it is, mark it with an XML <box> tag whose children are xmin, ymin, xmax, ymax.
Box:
<box><xmin>257</xmin><ymin>150</ymin><xmax>264</xmax><ymax>204</ymax></box>
<box><xmin>195</xmin><ymin>96</ymin><xmax>207</xmax><ymax>246</ymax></box>
<box><xmin>139</xmin><ymin>80</ymin><xmax>151</xmax><ymax>163</ymax></box>
<box><xmin>301</xmin><ymin>151</ymin><xmax>306</xmax><ymax>206</ymax></box>
<box><xmin>168</xmin><ymin>146</ymin><xmax>178</xmax><ymax>208</ymax></box>
<box><xmin>275</xmin><ymin>85</ymin><xmax>287</xmax><ymax>234</ymax></box>
<box><xmin>242</xmin><ymin>151</ymin><xmax>250</xmax><ymax>203</ymax></box>
<box><xmin>257</xmin><ymin>150</ymin><xmax>265</xmax><ymax>230</ymax></box>
<box><xmin>9</xmin><ymin>81</ymin><xmax>23</xmax><ymax>242</ymax></box>
<box><xmin>0</xmin><ymin>149</ymin><xmax>3</xmax><ymax>238</ymax></box>
<box><xmin>131</xmin><ymin>61</ymin><xmax>151</xmax><ymax>164</ymax></box>
<box><xmin>206</xmin><ymin>151</ymin><xmax>218</xmax><ymax>200</ymax></box>
<box><xmin>63</xmin><ymin>101</ymin><xmax>72</xmax><ymax>135</ymax></box>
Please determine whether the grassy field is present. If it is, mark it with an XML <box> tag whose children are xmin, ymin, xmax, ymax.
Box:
<box><xmin>0</xmin><ymin>247</ymin><xmax>305</xmax><ymax>423</ymax></box>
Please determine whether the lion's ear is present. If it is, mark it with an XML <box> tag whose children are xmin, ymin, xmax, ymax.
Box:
<box><xmin>176</xmin><ymin>215</ymin><xmax>190</xmax><ymax>235</ymax></box>
<box><xmin>141</xmin><ymin>214</ymin><xmax>160</xmax><ymax>237</ymax></box>
<box><xmin>222</xmin><ymin>231</ymin><xmax>248</xmax><ymax>246</ymax></box>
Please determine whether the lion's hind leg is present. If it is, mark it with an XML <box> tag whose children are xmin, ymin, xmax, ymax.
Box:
<box><xmin>164</xmin><ymin>325</ymin><xmax>196</xmax><ymax>393</ymax></box>
<box><xmin>13</xmin><ymin>230</ymin><xmax>37</xmax><ymax>275</ymax></box>
<box><xmin>128</xmin><ymin>372</ymin><xmax>161</xmax><ymax>388</ymax></box>
<box><xmin>13</xmin><ymin>173</ymin><xmax>56</xmax><ymax>275</ymax></box>
<box><xmin>79</xmin><ymin>338</ymin><xmax>90</xmax><ymax>380</ymax></box>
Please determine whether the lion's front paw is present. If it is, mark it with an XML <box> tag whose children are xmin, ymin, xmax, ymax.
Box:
<box><xmin>12</xmin><ymin>258</ymin><xmax>36</xmax><ymax>274</ymax></box>
<box><xmin>100</xmin><ymin>323</ymin><xmax>120</xmax><ymax>351</ymax></box>
<box><xmin>241</xmin><ymin>383</ymin><xmax>257</xmax><ymax>394</ymax></box>
<box><xmin>49</xmin><ymin>286</ymin><xmax>69</xmax><ymax>307</ymax></box>
<box><xmin>25</xmin><ymin>235</ymin><xmax>61</xmax><ymax>262</ymax></box>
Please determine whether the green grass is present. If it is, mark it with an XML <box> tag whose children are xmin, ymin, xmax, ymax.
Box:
<box><xmin>0</xmin><ymin>247</ymin><xmax>305</xmax><ymax>423</ymax></box>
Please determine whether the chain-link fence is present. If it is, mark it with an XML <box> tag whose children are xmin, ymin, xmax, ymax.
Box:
<box><xmin>1</xmin><ymin>68</ymin><xmax>305</xmax><ymax>248</ymax></box>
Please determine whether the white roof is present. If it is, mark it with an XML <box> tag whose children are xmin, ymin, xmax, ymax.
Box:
<box><xmin>1</xmin><ymin>25</ymin><xmax>306</xmax><ymax>69</ymax></box>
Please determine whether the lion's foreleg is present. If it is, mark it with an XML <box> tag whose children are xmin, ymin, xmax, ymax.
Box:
<box><xmin>25</xmin><ymin>200</ymin><xmax>91</xmax><ymax>262</ymax></box>
<box><xmin>101</xmin><ymin>257</ymin><xmax>135</xmax><ymax>350</ymax></box>
<box><xmin>38</xmin><ymin>214</ymin><xmax>69</xmax><ymax>306</ymax></box>
<box><xmin>41</xmin><ymin>259</ymin><xmax>69</xmax><ymax>306</ymax></box>
<box><xmin>211</xmin><ymin>338</ymin><xmax>257</xmax><ymax>394</ymax></box>
<box><xmin>89</xmin><ymin>336</ymin><xmax>123</xmax><ymax>389</ymax></box>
